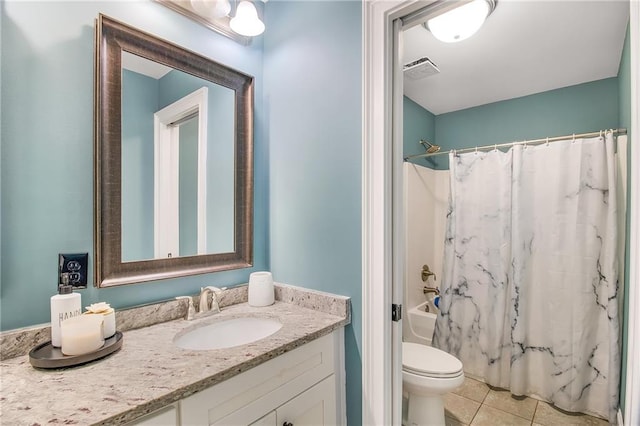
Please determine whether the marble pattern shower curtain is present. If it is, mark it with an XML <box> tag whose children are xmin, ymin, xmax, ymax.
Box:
<box><xmin>433</xmin><ymin>134</ymin><xmax>620</xmax><ymax>422</ymax></box>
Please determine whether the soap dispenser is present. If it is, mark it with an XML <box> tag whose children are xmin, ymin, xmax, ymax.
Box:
<box><xmin>50</xmin><ymin>273</ymin><xmax>82</xmax><ymax>347</ymax></box>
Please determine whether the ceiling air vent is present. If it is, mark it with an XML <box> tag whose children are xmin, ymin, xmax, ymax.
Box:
<box><xmin>403</xmin><ymin>57</ymin><xmax>440</xmax><ymax>80</ymax></box>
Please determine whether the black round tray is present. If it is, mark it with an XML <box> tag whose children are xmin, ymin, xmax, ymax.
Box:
<box><xmin>29</xmin><ymin>331</ymin><xmax>123</xmax><ymax>369</ymax></box>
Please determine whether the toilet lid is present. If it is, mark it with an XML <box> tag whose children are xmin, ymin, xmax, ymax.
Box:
<box><xmin>402</xmin><ymin>342</ymin><xmax>463</xmax><ymax>378</ymax></box>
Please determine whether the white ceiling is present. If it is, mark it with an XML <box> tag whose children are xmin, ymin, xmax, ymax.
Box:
<box><xmin>403</xmin><ymin>0</ymin><xmax>630</xmax><ymax>115</ymax></box>
<box><xmin>122</xmin><ymin>51</ymin><xmax>172</xmax><ymax>79</ymax></box>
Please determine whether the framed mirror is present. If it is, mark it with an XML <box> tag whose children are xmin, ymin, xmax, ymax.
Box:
<box><xmin>94</xmin><ymin>14</ymin><xmax>253</xmax><ymax>287</ymax></box>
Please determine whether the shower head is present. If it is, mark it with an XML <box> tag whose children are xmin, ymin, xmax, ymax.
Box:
<box><xmin>420</xmin><ymin>140</ymin><xmax>441</xmax><ymax>154</ymax></box>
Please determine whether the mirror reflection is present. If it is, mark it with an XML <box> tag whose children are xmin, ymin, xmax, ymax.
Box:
<box><xmin>121</xmin><ymin>52</ymin><xmax>235</xmax><ymax>261</ymax></box>
<box><xmin>95</xmin><ymin>14</ymin><xmax>253</xmax><ymax>288</ymax></box>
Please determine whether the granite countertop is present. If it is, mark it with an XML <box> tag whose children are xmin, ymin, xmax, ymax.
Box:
<box><xmin>0</xmin><ymin>293</ymin><xmax>350</xmax><ymax>425</ymax></box>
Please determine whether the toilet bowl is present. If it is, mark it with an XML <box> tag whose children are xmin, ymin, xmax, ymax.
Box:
<box><xmin>403</xmin><ymin>342</ymin><xmax>464</xmax><ymax>426</ymax></box>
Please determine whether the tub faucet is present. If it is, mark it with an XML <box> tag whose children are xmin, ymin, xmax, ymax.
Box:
<box><xmin>423</xmin><ymin>286</ymin><xmax>440</xmax><ymax>296</ymax></box>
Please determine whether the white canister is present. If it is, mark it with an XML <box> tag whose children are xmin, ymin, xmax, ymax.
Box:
<box><xmin>60</xmin><ymin>315</ymin><xmax>105</xmax><ymax>356</ymax></box>
<box><xmin>248</xmin><ymin>271</ymin><xmax>275</xmax><ymax>307</ymax></box>
<box><xmin>86</xmin><ymin>309</ymin><xmax>116</xmax><ymax>339</ymax></box>
<box><xmin>102</xmin><ymin>309</ymin><xmax>116</xmax><ymax>339</ymax></box>
<box><xmin>84</xmin><ymin>303</ymin><xmax>116</xmax><ymax>339</ymax></box>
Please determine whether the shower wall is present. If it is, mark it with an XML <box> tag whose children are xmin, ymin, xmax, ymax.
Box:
<box><xmin>403</xmin><ymin>163</ymin><xmax>449</xmax><ymax>344</ymax></box>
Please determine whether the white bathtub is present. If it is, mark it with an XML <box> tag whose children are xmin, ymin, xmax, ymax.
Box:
<box><xmin>407</xmin><ymin>300</ymin><xmax>438</xmax><ymax>346</ymax></box>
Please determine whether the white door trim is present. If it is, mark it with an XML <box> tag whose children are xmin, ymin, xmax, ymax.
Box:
<box><xmin>154</xmin><ymin>87</ymin><xmax>209</xmax><ymax>258</ymax></box>
<box><xmin>624</xmin><ymin>1</ymin><xmax>639</xmax><ymax>424</ymax></box>
<box><xmin>362</xmin><ymin>2</ymin><xmax>435</xmax><ymax>424</ymax></box>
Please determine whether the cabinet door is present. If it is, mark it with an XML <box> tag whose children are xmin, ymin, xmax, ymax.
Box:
<box><xmin>249</xmin><ymin>411</ymin><xmax>277</xmax><ymax>426</ymax></box>
<box><xmin>126</xmin><ymin>405</ymin><xmax>178</xmax><ymax>426</ymax></box>
<box><xmin>277</xmin><ymin>375</ymin><xmax>336</xmax><ymax>426</ymax></box>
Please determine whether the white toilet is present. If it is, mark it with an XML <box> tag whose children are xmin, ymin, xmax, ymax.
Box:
<box><xmin>403</xmin><ymin>342</ymin><xmax>464</xmax><ymax>426</ymax></box>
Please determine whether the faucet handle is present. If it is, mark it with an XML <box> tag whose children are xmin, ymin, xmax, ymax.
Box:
<box><xmin>176</xmin><ymin>296</ymin><xmax>195</xmax><ymax>320</ymax></box>
<box><xmin>205</xmin><ymin>286</ymin><xmax>227</xmax><ymax>293</ymax></box>
<box><xmin>205</xmin><ymin>286</ymin><xmax>226</xmax><ymax>313</ymax></box>
<box><xmin>421</xmin><ymin>264</ymin><xmax>436</xmax><ymax>282</ymax></box>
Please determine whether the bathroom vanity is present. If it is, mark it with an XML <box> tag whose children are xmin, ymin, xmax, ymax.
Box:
<box><xmin>133</xmin><ymin>332</ymin><xmax>340</xmax><ymax>425</ymax></box>
<box><xmin>0</xmin><ymin>284</ymin><xmax>350</xmax><ymax>425</ymax></box>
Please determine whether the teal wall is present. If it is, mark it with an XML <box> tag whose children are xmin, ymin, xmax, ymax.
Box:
<box><xmin>263</xmin><ymin>1</ymin><xmax>362</xmax><ymax>424</ymax></box>
<box><xmin>0</xmin><ymin>1</ymin><xmax>268</xmax><ymax>330</ymax></box>
<box><xmin>435</xmin><ymin>77</ymin><xmax>619</xmax><ymax>151</ymax></box>
<box><xmin>403</xmin><ymin>96</ymin><xmax>436</xmax><ymax>168</ymax></box>
<box><xmin>122</xmin><ymin>70</ymin><xmax>157</xmax><ymax>261</ymax></box>
<box><xmin>179</xmin><ymin>118</ymin><xmax>199</xmax><ymax>257</ymax></box>
<box><xmin>405</xmin><ymin>78</ymin><xmax>621</xmax><ymax>170</ymax></box>
<box><xmin>618</xmin><ymin>23</ymin><xmax>631</xmax><ymax>416</ymax></box>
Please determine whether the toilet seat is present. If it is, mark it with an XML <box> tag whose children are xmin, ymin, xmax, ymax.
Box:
<box><xmin>402</xmin><ymin>342</ymin><xmax>463</xmax><ymax>379</ymax></box>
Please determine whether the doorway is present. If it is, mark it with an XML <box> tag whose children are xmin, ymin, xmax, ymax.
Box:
<box><xmin>362</xmin><ymin>1</ymin><xmax>640</xmax><ymax>425</ymax></box>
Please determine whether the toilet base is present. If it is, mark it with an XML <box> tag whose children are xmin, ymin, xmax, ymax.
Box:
<box><xmin>406</xmin><ymin>393</ymin><xmax>445</xmax><ymax>426</ymax></box>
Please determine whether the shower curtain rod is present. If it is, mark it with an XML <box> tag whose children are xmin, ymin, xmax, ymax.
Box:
<box><xmin>404</xmin><ymin>128</ymin><xmax>628</xmax><ymax>161</ymax></box>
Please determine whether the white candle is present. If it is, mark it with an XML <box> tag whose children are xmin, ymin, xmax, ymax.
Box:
<box><xmin>60</xmin><ymin>315</ymin><xmax>105</xmax><ymax>356</ymax></box>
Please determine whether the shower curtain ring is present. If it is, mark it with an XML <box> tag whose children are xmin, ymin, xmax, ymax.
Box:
<box><xmin>546</xmin><ymin>137</ymin><xmax>549</xmax><ymax>146</ymax></box>
<box><xmin>475</xmin><ymin>146</ymin><xmax>478</xmax><ymax>155</ymax></box>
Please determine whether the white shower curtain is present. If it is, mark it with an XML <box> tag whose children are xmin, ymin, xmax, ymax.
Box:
<box><xmin>433</xmin><ymin>134</ymin><xmax>620</xmax><ymax>422</ymax></box>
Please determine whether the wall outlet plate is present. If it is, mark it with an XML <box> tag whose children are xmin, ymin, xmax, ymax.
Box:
<box><xmin>58</xmin><ymin>253</ymin><xmax>88</xmax><ymax>289</ymax></box>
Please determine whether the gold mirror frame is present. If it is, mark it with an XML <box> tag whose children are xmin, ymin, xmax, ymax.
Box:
<box><xmin>94</xmin><ymin>14</ymin><xmax>253</xmax><ymax>288</ymax></box>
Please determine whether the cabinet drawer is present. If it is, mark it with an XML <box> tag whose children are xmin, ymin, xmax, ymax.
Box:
<box><xmin>181</xmin><ymin>333</ymin><xmax>335</xmax><ymax>425</ymax></box>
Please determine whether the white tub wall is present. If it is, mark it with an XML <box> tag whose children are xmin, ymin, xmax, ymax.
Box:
<box><xmin>402</xmin><ymin>163</ymin><xmax>450</xmax><ymax>344</ymax></box>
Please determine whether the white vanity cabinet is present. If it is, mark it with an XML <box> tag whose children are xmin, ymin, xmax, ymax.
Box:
<box><xmin>127</xmin><ymin>405</ymin><xmax>179</xmax><ymax>425</ymax></box>
<box><xmin>178</xmin><ymin>329</ymin><xmax>345</xmax><ymax>426</ymax></box>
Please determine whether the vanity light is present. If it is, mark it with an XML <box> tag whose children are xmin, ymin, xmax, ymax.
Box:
<box><xmin>230</xmin><ymin>1</ymin><xmax>265</xmax><ymax>37</ymax></box>
<box><xmin>190</xmin><ymin>0</ymin><xmax>232</xmax><ymax>19</ymax></box>
<box><xmin>425</xmin><ymin>0</ymin><xmax>496</xmax><ymax>43</ymax></box>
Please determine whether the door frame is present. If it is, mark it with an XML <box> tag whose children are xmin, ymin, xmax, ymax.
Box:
<box><xmin>153</xmin><ymin>87</ymin><xmax>209</xmax><ymax>258</ymax></box>
<box><xmin>362</xmin><ymin>1</ymin><xmax>433</xmax><ymax>424</ymax></box>
<box><xmin>362</xmin><ymin>1</ymin><xmax>640</xmax><ymax>425</ymax></box>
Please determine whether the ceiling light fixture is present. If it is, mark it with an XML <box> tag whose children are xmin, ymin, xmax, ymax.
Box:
<box><xmin>424</xmin><ymin>0</ymin><xmax>496</xmax><ymax>43</ymax></box>
<box><xmin>230</xmin><ymin>0</ymin><xmax>265</xmax><ymax>37</ymax></box>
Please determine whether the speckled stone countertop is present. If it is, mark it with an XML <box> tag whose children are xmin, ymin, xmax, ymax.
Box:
<box><xmin>0</xmin><ymin>285</ymin><xmax>350</xmax><ymax>425</ymax></box>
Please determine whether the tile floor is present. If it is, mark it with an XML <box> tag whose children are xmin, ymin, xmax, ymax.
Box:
<box><xmin>444</xmin><ymin>377</ymin><xmax>610</xmax><ymax>426</ymax></box>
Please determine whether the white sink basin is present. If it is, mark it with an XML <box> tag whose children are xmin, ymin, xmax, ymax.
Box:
<box><xmin>173</xmin><ymin>317</ymin><xmax>283</xmax><ymax>350</ymax></box>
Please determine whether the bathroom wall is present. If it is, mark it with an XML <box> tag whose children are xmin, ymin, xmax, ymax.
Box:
<box><xmin>263</xmin><ymin>2</ymin><xmax>362</xmax><ymax>424</ymax></box>
<box><xmin>122</xmin><ymin>70</ymin><xmax>157</xmax><ymax>261</ymax></box>
<box><xmin>404</xmin><ymin>96</ymin><xmax>436</xmax><ymax>168</ymax></box>
<box><xmin>435</xmin><ymin>77</ymin><xmax>620</xmax><ymax>154</ymax></box>
<box><xmin>0</xmin><ymin>1</ymin><xmax>268</xmax><ymax>330</ymax></box>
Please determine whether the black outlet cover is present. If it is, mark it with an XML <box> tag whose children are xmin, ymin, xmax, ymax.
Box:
<box><xmin>58</xmin><ymin>253</ymin><xmax>89</xmax><ymax>289</ymax></box>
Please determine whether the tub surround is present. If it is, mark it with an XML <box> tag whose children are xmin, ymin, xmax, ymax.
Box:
<box><xmin>0</xmin><ymin>284</ymin><xmax>350</xmax><ymax>425</ymax></box>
